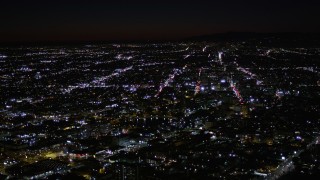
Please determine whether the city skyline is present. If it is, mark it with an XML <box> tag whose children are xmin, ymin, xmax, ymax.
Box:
<box><xmin>0</xmin><ymin>1</ymin><xmax>320</xmax><ymax>179</ymax></box>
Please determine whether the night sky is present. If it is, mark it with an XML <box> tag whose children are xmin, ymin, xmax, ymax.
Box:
<box><xmin>1</xmin><ymin>0</ymin><xmax>320</xmax><ymax>42</ymax></box>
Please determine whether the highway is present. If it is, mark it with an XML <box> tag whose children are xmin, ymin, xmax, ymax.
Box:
<box><xmin>266</xmin><ymin>136</ymin><xmax>319</xmax><ymax>180</ymax></box>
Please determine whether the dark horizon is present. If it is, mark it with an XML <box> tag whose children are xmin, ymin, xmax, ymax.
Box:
<box><xmin>1</xmin><ymin>0</ymin><xmax>320</xmax><ymax>43</ymax></box>
<box><xmin>1</xmin><ymin>32</ymin><xmax>320</xmax><ymax>47</ymax></box>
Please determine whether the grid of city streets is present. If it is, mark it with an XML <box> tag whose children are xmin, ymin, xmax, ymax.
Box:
<box><xmin>0</xmin><ymin>42</ymin><xmax>319</xmax><ymax>179</ymax></box>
